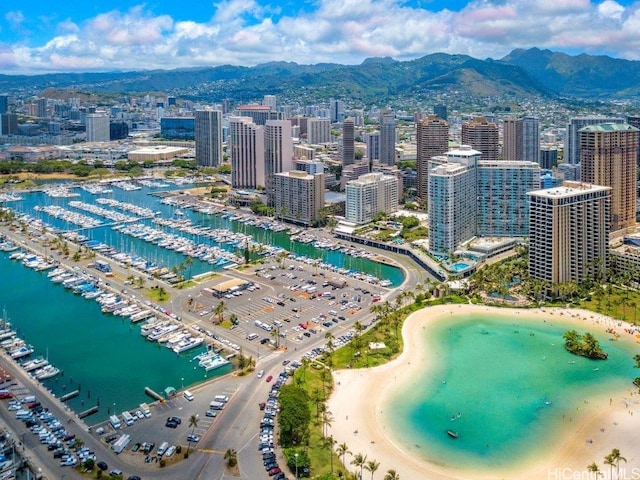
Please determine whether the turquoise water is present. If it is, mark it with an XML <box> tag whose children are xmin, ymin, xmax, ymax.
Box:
<box><xmin>0</xmin><ymin>252</ymin><xmax>230</xmax><ymax>423</ymax></box>
<box><xmin>448</xmin><ymin>262</ymin><xmax>469</xmax><ymax>272</ymax></box>
<box><xmin>386</xmin><ymin>314</ymin><xmax>639</xmax><ymax>469</ymax></box>
<box><xmin>11</xmin><ymin>185</ymin><xmax>404</xmax><ymax>287</ymax></box>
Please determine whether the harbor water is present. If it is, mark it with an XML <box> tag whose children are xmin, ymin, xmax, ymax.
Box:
<box><xmin>385</xmin><ymin>314</ymin><xmax>639</xmax><ymax>469</ymax></box>
<box><xmin>0</xmin><ymin>181</ymin><xmax>404</xmax><ymax>422</ymax></box>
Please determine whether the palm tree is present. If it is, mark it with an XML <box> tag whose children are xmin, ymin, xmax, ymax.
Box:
<box><xmin>604</xmin><ymin>452</ymin><xmax>615</xmax><ymax>480</ymax></box>
<box><xmin>224</xmin><ymin>448</ymin><xmax>237</xmax><ymax>467</ymax></box>
<box><xmin>185</xmin><ymin>255</ymin><xmax>193</xmax><ymax>279</ymax></box>
<box><xmin>214</xmin><ymin>300</ymin><xmax>226</xmax><ymax>324</ymax></box>
<box><xmin>587</xmin><ymin>462</ymin><xmax>601</xmax><ymax>478</ymax></box>
<box><xmin>336</xmin><ymin>442</ymin><xmax>351</xmax><ymax>468</ymax></box>
<box><xmin>611</xmin><ymin>448</ymin><xmax>627</xmax><ymax>479</ymax></box>
<box><xmin>351</xmin><ymin>453</ymin><xmax>367</xmax><ymax>480</ymax></box>
<box><xmin>186</xmin><ymin>414</ymin><xmax>199</xmax><ymax>454</ymax></box>
<box><xmin>322</xmin><ymin>409</ymin><xmax>334</xmax><ymax>438</ymax></box>
<box><xmin>364</xmin><ymin>459</ymin><xmax>380</xmax><ymax>480</ymax></box>
<box><xmin>384</xmin><ymin>469</ymin><xmax>400</xmax><ymax>480</ymax></box>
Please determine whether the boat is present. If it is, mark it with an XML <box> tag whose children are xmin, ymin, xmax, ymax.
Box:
<box><xmin>33</xmin><ymin>365</ymin><xmax>61</xmax><ymax>380</ymax></box>
<box><xmin>172</xmin><ymin>336</ymin><xmax>204</xmax><ymax>354</ymax></box>
<box><xmin>199</xmin><ymin>353</ymin><xmax>230</xmax><ymax>371</ymax></box>
<box><xmin>447</xmin><ymin>430</ymin><xmax>458</xmax><ymax>439</ymax></box>
<box><xmin>10</xmin><ymin>345</ymin><xmax>34</xmax><ymax>359</ymax></box>
<box><xmin>21</xmin><ymin>357</ymin><xmax>49</xmax><ymax>372</ymax></box>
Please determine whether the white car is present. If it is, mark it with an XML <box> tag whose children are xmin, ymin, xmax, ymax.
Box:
<box><xmin>257</xmin><ymin>370</ymin><xmax>264</xmax><ymax>378</ymax></box>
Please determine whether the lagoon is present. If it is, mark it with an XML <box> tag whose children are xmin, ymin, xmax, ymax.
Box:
<box><xmin>385</xmin><ymin>314</ymin><xmax>638</xmax><ymax>470</ymax></box>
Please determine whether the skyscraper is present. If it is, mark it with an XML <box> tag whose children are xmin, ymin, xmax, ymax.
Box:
<box><xmin>379</xmin><ymin>110</ymin><xmax>396</xmax><ymax>166</ymax></box>
<box><xmin>528</xmin><ymin>182</ymin><xmax>611</xmax><ymax>290</ymax></box>
<box><xmin>264</xmin><ymin>119</ymin><xmax>294</xmax><ymax>206</ymax></box>
<box><xmin>416</xmin><ymin>115</ymin><xmax>449</xmax><ymax>200</ymax></box>
<box><xmin>503</xmin><ymin>116</ymin><xmax>540</xmax><ymax>162</ymax></box>
<box><xmin>433</xmin><ymin>104</ymin><xmax>447</xmax><ymax>121</ymax></box>
<box><xmin>195</xmin><ymin>110</ymin><xmax>223</xmax><ymax>167</ymax></box>
<box><xmin>36</xmin><ymin>98</ymin><xmax>48</xmax><ymax>119</ymax></box>
<box><xmin>85</xmin><ymin>113</ymin><xmax>110</xmax><ymax>142</ymax></box>
<box><xmin>579</xmin><ymin>122</ymin><xmax>638</xmax><ymax>232</ymax></box>
<box><xmin>307</xmin><ymin>117</ymin><xmax>331</xmax><ymax>144</ymax></box>
<box><xmin>565</xmin><ymin>116</ymin><xmax>625</xmax><ymax>165</ymax></box>
<box><xmin>263</xmin><ymin>95</ymin><xmax>277</xmax><ymax>111</ymax></box>
<box><xmin>237</xmin><ymin>105</ymin><xmax>280</xmax><ymax>125</ymax></box>
<box><xmin>342</xmin><ymin>117</ymin><xmax>355</xmax><ymax>166</ymax></box>
<box><xmin>462</xmin><ymin>116</ymin><xmax>499</xmax><ymax>161</ymax></box>
<box><xmin>0</xmin><ymin>95</ymin><xmax>8</xmax><ymax>114</ymax></box>
<box><xmin>274</xmin><ymin>170</ymin><xmax>325</xmax><ymax>226</ymax></box>
<box><xmin>330</xmin><ymin>99</ymin><xmax>344</xmax><ymax>123</ymax></box>
<box><xmin>540</xmin><ymin>147</ymin><xmax>558</xmax><ymax>170</ymax></box>
<box><xmin>365</xmin><ymin>131</ymin><xmax>380</xmax><ymax>163</ymax></box>
<box><xmin>229</xmin><ymin>116</ymin><xmax>265</xmax><ymax>190</ymax></box>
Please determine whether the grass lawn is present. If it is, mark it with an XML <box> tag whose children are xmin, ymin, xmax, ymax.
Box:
<box><xmin>145</xmin><ymin>287</ymin><xmax>170</xmax><ymax>303</ymax></box>
<box><xmin>579</xmin><ymin>287</ymin><xmax>640</xmax><ymax>325</ymax></box>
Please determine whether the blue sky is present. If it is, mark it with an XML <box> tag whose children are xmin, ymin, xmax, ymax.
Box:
<box><xmin>1</xmin><ymin>0</ymin><xmax>640</xmax><ymax>73</ymax></box>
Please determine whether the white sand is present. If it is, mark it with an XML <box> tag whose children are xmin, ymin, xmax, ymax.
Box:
<box><xmin>327</xmin><ymin>305</ymin><xmax>640</xmax><ymax>479</ymax></box>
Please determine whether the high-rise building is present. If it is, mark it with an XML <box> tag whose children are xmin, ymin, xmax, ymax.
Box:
<box><xmin>365</xmin><ymin>132</ymin><xmax>380</xmax><ymax>163</ymax></box>
<box><xmin>274</xmin><ymin>170</ymin><xmax>325</xmax><ymax>226</ymax></box>
<box><xmin>379</xmin><ymin>110</ymin><xmax>396</xmax><ymax>166</ymax></box>
<box><xmin>264</xmin><ymin>120</ymin><xmax>294</xmax><ymax>206</ymax></box>
<box><xmin>565</xmin><ymin>116</ymin><xmax>625</xmax><ymax>165</ymax></box>
<box><xmin>263</xmin><ymin>95</ymin><xmax>277</xmax><ymax>110</ymax></box>
<box><xmin>109</xmin><ymin>122</ymin><xmax>129</xmax><ymax>141</ymax></box>
<box><xmin>579</xmin><ymin>122</ymin><xmax>638</xmax><ymax>232</ymax></box>
<box><xmin>428</xmin><ymin>147</ymin><xmax>480</xmax><ymax>255</ymax></box>
<box><xmin>345</xmin><ymin>172</ymin><xmax>399</xmax><ymax>224</ymax></box>
<box><xmin>0</xmin><ymin>113</ymin><xmax>18</xmax><ymax>135</ymax></box>
<box><xmin>476</xmin><ymin>161</ymin><xmax>541</xmax><ymax>237</ymax></box>
<box><xmin>528</xmin><ymin>182</ymin><xmax>611</xmax><ymax>290</ymax></box>
<box><xmin>503</xmin><ymin>116</ymin><xmax>540</xmax><ymax>162</ymax></box>
<box><xmin>85</xmin><ymin>113</ymin><xmax>110</xmax><ymax>142</ymax></box>
<box><xmin>416</xmin><ymin>115</ymin><xmax>449</xmax><ymax>200</ymax></box>
<box><xmin>307</xmin><ymin>117</ymin><xmax>331</xmax><ymax>144</ymax></box>
<box><xmin>36</xmin><ymin>98</ymin><xmax>48</xmax><ymax>119</ymax></box>
<box><xmin>195</xmin><ymin>110</ymin><xmax>223</xmax><ymax>167</ymax></box>
<box><xmin>229</xmin><ymin>116</ymin><xmax>265</xmax><ymax>189</ymax></box>
<box><xmin>342</xmin><ymin>117</ymin><xmax>355</xmax><ymax>166</ymax></box>
<box><xmin>161</xmin><ymin>117</ymin><xmax>195</xmax><ymax>140</ymax></box>
<box><xmin>462</xmin><ymin>116</ymin><xmax>499</xmax><ymax>161</ymax></box>
<box><xmin>557</xmin><ymin>163</ymin><xmax>581</xmax><ymax>182</ymax></box>
<box><xmin>540</xmin><ymin>147</ymin><xmax>558</xmax><ymax>170</ymax></box>
<box><xmin>433</xmin><ymin>104</ymin><xmax>447</xmax><ymax>121</ymax></box>
<box><xmin>0</xmin><ymin>95</ymin><xmax>8</xmax><ymax>114</ymax></box>
<box><xmin>502</xmin><ymin>117</ymin><xmax>519</xmax><ymax>161</ymax></box>
<box><xmin>330</xmin><ymin>99</ymin><xmax>344</xmax><ymax>123</ymax></box>
<box><xmin>237</xmin><ymin>105</ymin><xmax>280</xmax><ymax>125</ymax></box>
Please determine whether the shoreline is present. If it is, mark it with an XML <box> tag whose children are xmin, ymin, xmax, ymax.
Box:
<box><xmin>327</xmin><ymin>305</ymin><xmax>640</xmax><ymax>479</ymax></box>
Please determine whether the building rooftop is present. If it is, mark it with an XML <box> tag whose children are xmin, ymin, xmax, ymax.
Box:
<box><xmin>579</xmin><ymin>122</ymin><xmax>639</xmax><ymax>133</ymax></box>
<box><xmin>528</xmin><ymin>182</ymin><xmax>611</xmax><ymax>198</ymax></box>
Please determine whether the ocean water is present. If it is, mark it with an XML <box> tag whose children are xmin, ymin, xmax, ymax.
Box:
<box><xmin>0</xmin><ymin>252</ymin><xmax>230</xmax><ymax>423</ymax></box>
<box><xmin>385</xmin><ymin>314</ymin><xmax>639</xmax><ymax>469</ymax></box>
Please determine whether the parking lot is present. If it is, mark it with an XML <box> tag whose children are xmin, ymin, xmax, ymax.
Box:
<box><xmin>188</xmin><ymin>256</ymin><xmax>385</xmax><ymax>355</ymax></box>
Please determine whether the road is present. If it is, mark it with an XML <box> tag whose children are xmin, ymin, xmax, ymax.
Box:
<box><xmin>0</xmin><ymin>223</ymin><xmax>431</xmax><ymax>479</ymax></box>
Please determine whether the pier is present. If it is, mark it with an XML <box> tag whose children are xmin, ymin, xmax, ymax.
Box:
<box><xmin>144</xmin><ymin>386</ymin><xmax>164</xmax><ymax>402</ymax></box>
<box><xmin>78</xmin><ymin>405</ymin><xmax>99</xmax><ymax>418</ymax></box>
<box><xmin>59</xmin><ymin>389</ymin><xmax>79</xmax><ymax>402</ymax></box>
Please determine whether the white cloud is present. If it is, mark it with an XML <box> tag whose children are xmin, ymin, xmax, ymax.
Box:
<box><xmin>5</xmin><ymin>0</ymin><xmax>640</xmax><ymax>73</ymax></box>
<box><xmin>5</xmin><ymin>11</ymin><xmax>25</xmax><ymax>28</ymax></box>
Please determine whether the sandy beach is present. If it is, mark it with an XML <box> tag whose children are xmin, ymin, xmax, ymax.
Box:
<box><xmin>328</xmin><ymin>305</ymin><xmax>640</xmax><ymax>480</ymax></box>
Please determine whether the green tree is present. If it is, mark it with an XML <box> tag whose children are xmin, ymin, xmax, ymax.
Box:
<box><xmin>278</xmin><ymin>384</ymin><xmax>312</xmax><ymax>447</ymax></box>
<box><xmin>384</xmin><ymin>470</ymin><xmax>400</xmax><ymax>480</ymax></box>
<box><xmin>186</xmin><ymin>414</ymin><xmax>199</xmax><ymax>455</ymax></box>
<box><xmin>364</xmin><ymin>459</ymin><xmax>380</xmax><ymax>480</ymax></box>
<box><xmin>351</xmin><ymin>453</ymin><xmax>367</xmax><ymax>480</ymax></box>
<box><xmin>214</xmin><ymin>300</ymin><xmax>226</xmax><ymax>324</ymax></box>
<box><xmin>224</xmin><ymin>448</ymin><xmax>237</xmax><ymax>467</ymax></box>
<box><xmin>336</xmin><ymin>442</ymin><xmax>351</xmax><ymax>469</ymax></box>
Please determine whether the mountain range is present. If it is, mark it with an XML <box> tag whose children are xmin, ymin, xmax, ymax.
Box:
<box><xmin>1</xmin><ymin>48</ymin><xmax>640</xmax><ymax>104</ymax></box>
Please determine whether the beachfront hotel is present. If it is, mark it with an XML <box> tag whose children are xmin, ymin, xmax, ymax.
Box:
<box><xmin>579</xmin><ymin>122</ymin><xmax>638</xmax><ymax>233</ymax></box>
<box><xmin>528</xmin><ymin>182</ymin><xmax>611</xmax><ymax>289</ymax></box>
<box><xmin>427</xmin><ymin>145</ymin><xmax>541</xmax><ymax>255</ymax></box>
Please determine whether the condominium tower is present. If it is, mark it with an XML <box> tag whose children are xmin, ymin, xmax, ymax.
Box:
<box><xmin>345</xmin><ymin>172</ymin><xmax>399</xmax><ymax>224</ymax></box>
<box><xmin>229</xmin><ymin>116</ymin><xmax>265</xmax><ymax>190</ymax></box>
<box><xmin>528</xmin><ymin>182</ymin><xmax>611</xmax><ymax>289</ymax></box>
<box><xmin>307</xmin><ymin>117</ymin><xmax>331</xmax><ymax>144</ymax></box>
<box><xmin>342</xmin><ymin>117</ymin><xmax>355</xmax><ymax>166</ymax></box>
<box><xmin>195</xmin><ymin>110</ymin><xmax>223</xmax><ymax>167</ymax></box>
<box><xmin>274</xmin><ymin>170</ymin><xmax>325</xmax><ymax>226</ymax></box>
<box><xmin>379</xmin><ymin>110</ymin><xmax>396</xmax><ymax>166</ymax></box>
<box><xmin>579</xmin><ymin>123</ymin><xmax>638</xmax><ymax>232</ymax></box>
<box><xmin>503</xmin><ymin>116</ymin><xmax>540</xmax><ymax>162</ymax></box>
<box><xmin>461</xmin><ymin>116</ymin><xmax>499</xmax><ymax>162</ymax></box>
<box><xmin>565</xmin><ymin>116</ymin><xmax>624</xmax><ymax>165</ymax></box>
<box><xmin>416</xmin><ymin>115</ymin><xmax>449</xmax><ymax>200</ymax></box>
<box><xmin>85</xmin><ymin>113</ymin><xmax>110</xmax><ymax>142</ymax></box>
<box><xmin>264</xmin><ymin>120</ymin><xmax>294</xmax><ymax>206</ymax></box>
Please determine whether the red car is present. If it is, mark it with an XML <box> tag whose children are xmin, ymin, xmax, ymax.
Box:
<box><xmin>0</xmin><ymin>391</ymin><xmax>12</xmax><ymax>399</ymax></box>
<box><xmin>265</xmin><ymin>375</ymin><xmax>273</xmax><ymax>383</ymax></box>
<box><xmin>268</xmin><ymin>467</ymin><xmax>281</xmax><ymax>476</ymax></box>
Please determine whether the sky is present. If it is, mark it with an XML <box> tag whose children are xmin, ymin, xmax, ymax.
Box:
<box><xmin>1</xmin><ymin>0</ymin><xmax>640</xmax><ymax>74</ymax></box>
